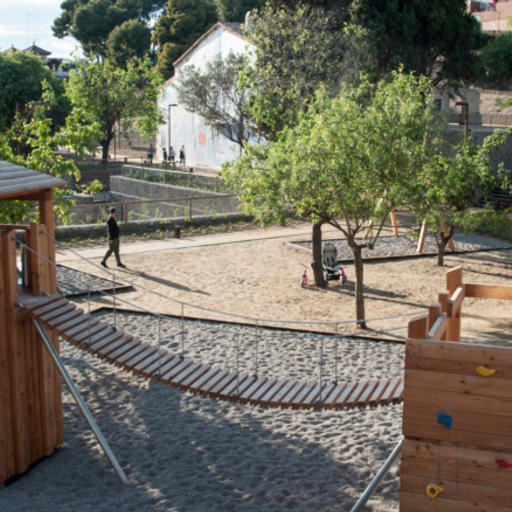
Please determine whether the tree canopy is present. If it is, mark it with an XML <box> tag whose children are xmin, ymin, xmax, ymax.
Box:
<box><xmin>0</xmin><ymin>82</ymin><xmax>102</xmax><ymax>225</ymax></box>
<box><xmin>244</xmin><ymin>2</ymin><xmax>358</xmax><ymax>139</ymax></box>
<box><xmin>224</xmin><ymin>72</ymin><xmax>438</xmax><ymax>327</ymax></box>
<box><xmin>52</xmin><ymin>0</ymin><xmax>165</xmax><ymax>59</ymax></box>
<box><xmin>481</xmin><ymin>32</ymin><xmax>512</xmax><ymax>89</ymax></box>
<box><xmin>66</xmin><ymin>56</ymin><xmax>163</xmax><ymax>163</ymax></box>
<box><xmin>175</xmin><ymin>52</ymin><xmax>255</xmax><ymax>150</ymax></box>
<box><xmin>351</xmin><ymin>0</ymin><xmax>486</xmax><ymax>86</ymax></box>
<box><xmin>408</xmin><ymin>131</ymin><xmax>509</xmax><ymax>266</ymax></box>
<box><xmin>217</xmin><ymin>0</ymin><xmax>265</xmax><ymax>22</ymax></box>
<box><xmin>153</xmin><ymin>0</ymin><xmax>218</xmax><ymax>79</ymax></box>
<box><xmin>0</xmin><ymin>50</ymin><xmax>69</xmax><ymax>131</ymax></box>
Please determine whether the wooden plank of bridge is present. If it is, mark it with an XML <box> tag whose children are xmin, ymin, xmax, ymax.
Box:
<box><xmin>190</xmin><ymin>367</ymin><xmax>225</xmax><ymax>395</ymax></box>
<box><xmin>176</xmin><ymin>363</ymin><xmax>212</xmax><ymax>391</ymax></box>
<box><xmin>275</xmin><ymin>381</ymin><xmax>306</xmax><ymax>409</ymax></box>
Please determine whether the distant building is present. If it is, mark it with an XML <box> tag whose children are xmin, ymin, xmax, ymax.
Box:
<box><xmin>469</xmin><ymin>0</ymin><xmax>512</xmax><ymax>33</ymax></box>
<box><xmin>157</xmin><ymin>22</ymin><xmax>254</xmax><ymax>169</ymax></box>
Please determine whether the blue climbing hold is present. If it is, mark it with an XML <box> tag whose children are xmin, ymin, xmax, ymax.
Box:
<box><xmin>437</xmin><ymin>412</ymin><xmax>452</xmax><ymax>429</ymax></box>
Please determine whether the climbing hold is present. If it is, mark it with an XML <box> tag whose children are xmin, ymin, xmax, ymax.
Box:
<box><xmin>426</xmin><ymin>484</ymin><xmax>444</xmax><ymax>499</ymax></box>
<box><xmin>476</xmin><ymin>366</ymin><xmax>496</xmax><ymax>377</ymax></box>
<box><xmin>496</xmin><ymin>458</ymin><xmax>512</xmax><ymax>469</ymax></box>
<box><xmin>437</xmin><ymin>412</ymin><xmax>452</xmax><ymax>429</ymax></box>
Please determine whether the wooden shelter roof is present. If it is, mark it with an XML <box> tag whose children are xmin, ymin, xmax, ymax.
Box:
<box><xmin>0</xmin><ymin>161</ymin><xmax>66</xmax><ymax>201</ymax></box>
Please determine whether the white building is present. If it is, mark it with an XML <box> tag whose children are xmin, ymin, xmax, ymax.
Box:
<box><xmin>157</xmin><ymin>22</ymin><xmax>254</xmax><ymax>170</ymax></box>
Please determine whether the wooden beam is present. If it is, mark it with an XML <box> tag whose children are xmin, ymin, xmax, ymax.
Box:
<box><xmin>465</xmin><ymin>283</ymin><xmax>512</xmax><ymax>300</ymax></box>
<box><xmin>427</xmin><ymin>312</ymin><xmax>447</xmax><ymax>340</ymax></box>
<box><xmin>408</xmin><ymin>314</ymin><xmax>428</xmax><ymax>340</ymax></box>
<box><xmin>446</xmin><ymin>266</ymin><xmax>463</xmax><ymax>295</ymax></box>
<box><xmin>416</xmin><ymin>220</ymin><xmax>427</xmax><ymax>254</ymax></box>
<box><xmin>390</xmin><ymin>211</ymin><xmax>399</xmax><ymax>237</ymax></box>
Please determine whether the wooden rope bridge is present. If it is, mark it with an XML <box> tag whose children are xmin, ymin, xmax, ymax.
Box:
<box><xmin>20</xmin><ymin>293</ymin><xmax>404</xmax><ymax>411</ymax></box>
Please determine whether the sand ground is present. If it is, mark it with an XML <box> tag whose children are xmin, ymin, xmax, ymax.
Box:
<box><xmin>2</xmin><ymin>225</ymin><xmax>511</xmax><ymax>512</ymax></box>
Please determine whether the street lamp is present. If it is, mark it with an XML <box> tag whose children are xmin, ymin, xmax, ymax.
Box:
<box><xmin>455</xmin><ymin>101</ymin><xmax>469</xmax><ymax>139</ymax></box>
<box><xmin>168</xmin><ymin>103</ymin><xmax>178</xmax><ymax>151</ymax></box>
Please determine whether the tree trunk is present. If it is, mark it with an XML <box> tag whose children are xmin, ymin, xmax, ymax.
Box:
<box><xmin>311</xmin><ymin>221</ymin><xmax>327</xmax><ymax>287</ymax></box>
<box><xmin>437</xmin><ymin>233</ymin><xmax>449</xmax><ymax>266</ymax></box>
<box><xmin>352</xmin><ymin>244</ymin><xmax>367</xmax><ymax>329</ymax></box>
<box><xmin>101</xmin><ymin>125</ymin><xmax>114</xmax><ymax>165</ymax></box>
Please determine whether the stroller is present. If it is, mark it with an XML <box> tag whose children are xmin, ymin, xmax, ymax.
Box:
<box><xmin>323</xmin><ymin>243</ymin><xmax>347</xmax><ymax>284</ymax></box>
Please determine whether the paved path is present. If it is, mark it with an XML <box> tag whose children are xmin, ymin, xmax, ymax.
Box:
<box><xmin>55</xmin><ymin>222</ymin><xmax>341</xmax><ymax>263</ymax></box>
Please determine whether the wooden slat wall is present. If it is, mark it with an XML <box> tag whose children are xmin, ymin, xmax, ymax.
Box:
<box><xmin>400</xmin><ymin>337</ymin><xmax>512</xmax><ymax>511</ymax></box>
<box><xmin>0</xmin><ymin>224</ymin><xmax>63</xmax><ymax>484</ymax></box>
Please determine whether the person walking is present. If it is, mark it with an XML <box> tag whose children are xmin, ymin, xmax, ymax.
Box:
<box><xmin>169</xmin><ymin>146</ymin><xmax>175</xmax><ymax>163</ymax></box>
<box><xmin>179</xmin><ymin>145</ymin><xmax>185</xmax><ymax>164</ymax></box>
<box><xmin>101</xmin><ymin>207</ymin><xmax>126</xmax><ymax>268</ymax></box>
<box><xmin>147</xmin><ymin>143</ymin><xmax>155</xmax><ymax>164</ymax></box>
<box><xmin>162</xmin><ymin>147</ymin><xmax>167</xmax><ymax>162</ymax></box>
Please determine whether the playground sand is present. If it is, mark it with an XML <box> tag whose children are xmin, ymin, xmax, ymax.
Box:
<box><xmin>0</xmin><ymin>313</ymin><xmax>404</xmax><ymax>512</ymax></box>
<box><xmin>2</xmin><ymin>233</ymin><xmax>512</xmax><ymax>511</ymax></box>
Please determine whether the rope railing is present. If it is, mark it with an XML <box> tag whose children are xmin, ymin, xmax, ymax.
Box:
<box><xmin>42</xmin><ymin>231</ymin><xmax>425</xmax><ymax>331</ymax></box>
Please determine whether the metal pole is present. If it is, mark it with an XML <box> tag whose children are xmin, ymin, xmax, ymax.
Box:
<box><xmin>32</xmin><ymin>319</ymin><xmax>129</xmax><ymax>485</ymax></box>
<box><xmin>350</xmin><ymin>439</ymin><xmax>402</xmax><ymax>512</ymax></box>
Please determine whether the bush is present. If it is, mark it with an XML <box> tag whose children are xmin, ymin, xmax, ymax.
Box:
<box><xmin>459</xmin><ymin>207</ymin><xmax>512</xmax><ymax>240</ymax></box>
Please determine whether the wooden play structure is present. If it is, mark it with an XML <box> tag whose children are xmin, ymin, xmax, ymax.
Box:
<box><xmin>400</xmin><ymin>266</ymin><xmax>512</xmax><ymax>511</ymax></box>
<box><xmin>0</xmin><ymin>162</ymin><xmax>66</xmax><ymax>484</ymax></box>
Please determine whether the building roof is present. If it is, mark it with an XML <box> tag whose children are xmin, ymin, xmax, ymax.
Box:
<box><xmin>23</xmin><ymin>44</ymin><xmax>51</xmax><ymax>57</ymax></box>
<box><xmin>172</xmin><ymin>22</ymin><xmax>245</xmax><ymax>71</ymax></box>
<box><xmin>0</xmin><ymin>161</ymin><xmax>66</xmax><ymax>201</ymax></box>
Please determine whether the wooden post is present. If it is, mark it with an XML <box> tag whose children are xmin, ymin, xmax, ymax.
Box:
<box><xmin>437</xmin><ymin>292</ymin><xmax>449</xmax><ymax>340</ymax></box>
<box><xmin>407</xmin><ymin>314</ymin><xmax>428</xmax><ymax>340</ymax></box>
<box><xmin>390</xmin><ymin>212</ymin><xmax>399</xmax><ymax>237</ymax></box>
<box><xmin>38</xmin><ymin>191</ymin><xmax>56</xmax><ymax>295</ymax></box>
<box><xmin>416</xmin><ymin>220</ymin><xmax>427</xmax><ymax>254</ymax></box>
<box><xmin>446</xmin><ymin>266</ymin><xmax>463</xmax><ymax>296</ymax></box>
<box><xmin>428</xmin><ymin>303</ymin><xmax>441</xmax><ymax>330</ymax></box>
<box><xmin>0</xmin><ymin>229</ymin><xmax>16</xmax><ymax>483</ymax></box>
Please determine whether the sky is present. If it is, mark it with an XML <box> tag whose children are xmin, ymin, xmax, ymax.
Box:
<box><xmin>0</xmin><ymin>0</ymin><xmax>79</xmax><ymax>58</ymax></box>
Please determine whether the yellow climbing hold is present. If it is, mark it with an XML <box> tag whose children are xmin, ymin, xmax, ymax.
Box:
<box><xmin>476</xmin><ymin>366</ymin><xmax>496</xmax><ymax>377</ymax></box>
<box><xmin>426</xmin><ymin>484</ymin><xmax>444</xmax><ymax>499</ymax></box>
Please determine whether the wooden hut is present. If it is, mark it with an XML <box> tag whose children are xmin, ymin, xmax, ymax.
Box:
<box><xmin>0</xmin><ymin>161</ymin><xmax>66</xmax><ymax>483</ymax></box>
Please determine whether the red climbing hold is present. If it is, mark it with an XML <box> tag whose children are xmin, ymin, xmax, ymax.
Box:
<box><xmin>496</xmin><ymin>458</ymin><xmax>512</xmax><ymax>469</ymax></box>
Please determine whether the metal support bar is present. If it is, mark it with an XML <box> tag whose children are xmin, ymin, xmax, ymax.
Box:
<box><xmin>350</xmin><ymin>439</ymin><xmax>402</xmax><ymax>512</ymax></box>
<box><xmin>32</xmin><ymin>319</ymin><xmax>129</xmax><ymax>485</ymax></box>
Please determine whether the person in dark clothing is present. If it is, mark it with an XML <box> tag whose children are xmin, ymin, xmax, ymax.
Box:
<box><xmin>101</xmin><ymin>207</ymin><xmax>126</xmax><ymax>268</ymax></box>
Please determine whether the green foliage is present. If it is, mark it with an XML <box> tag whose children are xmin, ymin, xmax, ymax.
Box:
<box><xmin>66</xmin><ymin>57</ymin><xmax>164</xmax><ymax>163</ymax></box>
<box><xmin>0</xmin><ymin>82</ymin><xmax>100</xmax><ymax>225</ymax></box>
<box><xmin>153</xmin><ymin>0</ymin><xmax>218</xmax><ymax>79</ymax></box>
<box><xmin>351</xmin><ymin>0</ymin><xmax>485</xmax><ymax>86</ymax></box>
<box><xmin>217</xmin><ymin>0</ymin><xmax>265</xmax><ymax>22</ymax></box>
<box><xmin>224</xmin><ymin>72</ymin><xmax>438</xmax><ymax>325</ymax></box>
<box><xmin>459</xmin><ymin>207</ymin><xmax>512</xmax><ymax>240</ymax></box>
<box><xmin>481</xmin><ymin>32</ymin><xmax>512</xmax><ymax>89</ymax></box>
<box><xmin>176</xmin><ymin>52</ymin><xmax>254</xmax><ymax>148</ymax></box>
<box><xmin>106</xmin><ymin>19</ymin><xmax>152</xmax><ymax>68</ymax></box>
<box><xmin>52</xmin><ymin>0</ymin><xmax>165</xmax><ymax>58</ymax></box>
<box><xmin>244</xmin><ymin>3</ymin><xmax>361</xmax><ymax>139</ymax></box>
<box><xmin>408</xmin><ymin>130</ymin><xmax>510</xmax><ymax>264</ymax></box>
<box><xmin>0</xmin><ymin>50</ymin><xmax>69</xmax><ymax>131</ymax></box>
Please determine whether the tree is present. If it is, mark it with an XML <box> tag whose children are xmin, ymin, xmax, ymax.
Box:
<box><xmin>52</xmin><ymin>0</ymin><xmax>165</xmax><ymax>59</ymax></box>
<box><xmin>0</xmin><ymin>82</ymin><xmax>102</xmax><ymax>225</ymax></box>
<box><xmin>408</xmin><ymin>131</ymin><xmax>509</xmax><ymax>266</ymax></box>
<box><xmin>481</xmin><ymin>32</ymin><xmax>512</xmax><ymax>89</ymax></box>
<box><xmin>244</xmin><ymin>2</ymin><xmax>362</xmax><ymax>139</ymax></box>
<box><xmin>175</xmin><ymin>52</ymin><xmax>255</xmax><ymax>151</ymax></box>
<box><xmin>153</xmin><ymin>0</ymin><xmax>218</xmax><ymax>79</ymax></box>
<box><xmin>217</xmin><ymin>0</ymin><xmax>264</xmax><ymax>22</ymax></box>
<box><xmin>224</xmin><ymin>72</ymin><xmax>437</xmax><ymax>328</ymax></box>
<box><xmin>66</xmin><ymin>56</ymin><xmax>163</xmax><ymax>164</ymax></box>
<box><xmin>106</xmin><ymin>19</ymin><xmax>152</xmax><ymax>68</ymax></box>
<box><xmin>0</xmin><ymin>50</ymin><xmax>69</xmax><ymax>131</ymax></box>
<box><xmin>351</xmin><ymin>0</ymin><xmax>486</xmax><ymax>86</ymax></box>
